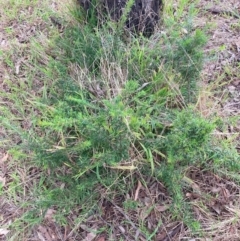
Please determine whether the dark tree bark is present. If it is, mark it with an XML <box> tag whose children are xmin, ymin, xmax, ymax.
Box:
<box><xmin>79</xmin><ymin>0</ymin><xmax>163</xmax><ymax>37</ymax></box>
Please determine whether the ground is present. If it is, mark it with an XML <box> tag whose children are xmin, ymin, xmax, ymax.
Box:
<box><xmin>0</xmin><ymin>0</ymin><xmax>239</xmax><ymax>240</ymax></box>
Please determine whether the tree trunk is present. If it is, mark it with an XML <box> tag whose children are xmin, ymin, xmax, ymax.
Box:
<box><xmin>79</xmin><ymin>0</ymin><xmax>163</xmax><ymax>36</ymax></box>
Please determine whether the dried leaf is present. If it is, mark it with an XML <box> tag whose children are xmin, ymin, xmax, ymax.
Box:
<box><xmin>134</xmin><ymin>180</ymin><xmax>142</xmax><ymax>201</ymax></box>
<box><xmin>118</xmin><ymin>226</ymin><xmax>125</xmax><ymax>234</ymax></box>
<box><xmin>221</xmin><ymin>187</ymin><xmax>230</xmax><ymax>200</ymax></box>
<box><xmin>82</xmin><ymin>231</ymin><xmax>97</xmax><ymax>241</ymax></box>
<box><xmin>96</xmin><ymin>237</ymin><xmax>105</xmax><ymax>241</ymax></box>
<box><xmin>211</xmin><ymin>187</ymin><xmax>221</xmax><ymax>193</ymax></box>
<box><xmin>156</xmin><ymin>205</ymin><xmax>169</xmax><ymax>212</ymax></box>
<box><xmin>182</xmin><ymin>28</ymin><xmax>188</xmax><ymax>34</ymax></box>
<box><xmin>44</xmin><ymin>208</ymin><xmax>56</xmax><ymax>222</ymax></box>
<box><xmin>80</xmin><ymin>225</ymin><xmax>97</xmax><ymax>241</ymax></box>
<box><xmin>211</xmin><ymin>203</ymin><xmax>221</xmax><ymax>214</ymax></box>
<box><xmin>166</xmin><ymin>221</ymin><xmax>179</xmax><ymax>228</ymax></box>
<box><xmin>80</xmin><ymin>225</ymin><xmax>88</xmax><ymax>231</ymax></box>
<box><xmin>37</xmin><ymin>232</ymin><xmax>46</xmax><ymax>241</ymax></box>
<box><xmin>156</xmin><ymin>230</ymin><xmax>167</xmax><ymax>240</ymax></box>
<box><xmin>182</xmin><ymin>176</ymin><xmax>201</xmax><ymax>192</ymax></box>
<box><xmin>37</xmin><ymin>225</ymin><xmax>52</xmax><ymax>241</ymax></box>
<box><xmin>107</xmin><ymin>165</ymin><xmax>137</xmax><ymax>170</ymax></box>
<box><xmin>15</xmin><ymin>61</ymin><xmax>21</xmax><ymax>75</ymax></box>
<box><xmin>140</xmin><ymin>207</ymin><xmax>151</xmax><ymax>220</ymax></box>
<box><xmin>225</xmin><ymin>206</ymin><xmax>240</xmax><ymax>217</ymax></box>
<box><xmin>0</xmin><ymin>228</ymin><xmax>10</xmax><ymax>235</ymax></box>
<box><xmin>0</xmin><ymin>153</ymin><xmax>9</xmax><ymax>164</ymax></box>
<box><xmin>0</xmin><ymin>176</ymin><xmax>6</xmax><ymax>187</ymax></box>
<box><xmin>186</xmin><ymin>192</ymin><xmax>193</xmax><ymax>198</ymax></box>
<box><xmin>144</xmin><ymin>197</ymin><xmax>152</xmax><ymax>206</ymax></box>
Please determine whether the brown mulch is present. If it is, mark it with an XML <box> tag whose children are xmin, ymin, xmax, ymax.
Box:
<box><xmin>1</xmin><ymin>0</ymin><xmax>240</xmax><ymax>240</ymax></box>
<box><xmin>196</xmin><ymin>0</ymin><xmax>240</xmax><ymax>148</ymax></box>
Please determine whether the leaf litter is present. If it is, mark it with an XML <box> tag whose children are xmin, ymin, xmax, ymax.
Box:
<box><xmin>0</xmin><ymin>0</ymin><xmax>240</xmax><ymax>240</ymax></box>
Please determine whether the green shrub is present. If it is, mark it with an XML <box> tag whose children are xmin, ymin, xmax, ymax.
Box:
<box><xmin>2</xmin><ymin>2</ymin><xmax>239</xmax><ymax>232</ymax></box>
<box><xmin>164</xmin><ymin>109</ymin><xmax>215</xmax><ymax>165</ymax></box>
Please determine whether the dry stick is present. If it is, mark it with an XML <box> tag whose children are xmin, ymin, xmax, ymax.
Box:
<box><xmin>205</xmin><ymin>8</ymin><xmax>240</xmax><ymax>19</ymax></box>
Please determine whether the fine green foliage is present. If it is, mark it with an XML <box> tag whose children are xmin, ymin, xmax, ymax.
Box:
<box><xmin>1</xmin><ymin>0</ymin><xmax>239</xmax><ymax>237</ymax></box>
<box><xmin>165</xmin><ymin>109</ymin><xmax>215</xmax><ymax>165</ymax></box>
<box><xmin>164</xmin><ymin>29</ymin><xmax>207</xmax><ymax>103</ymax></box>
